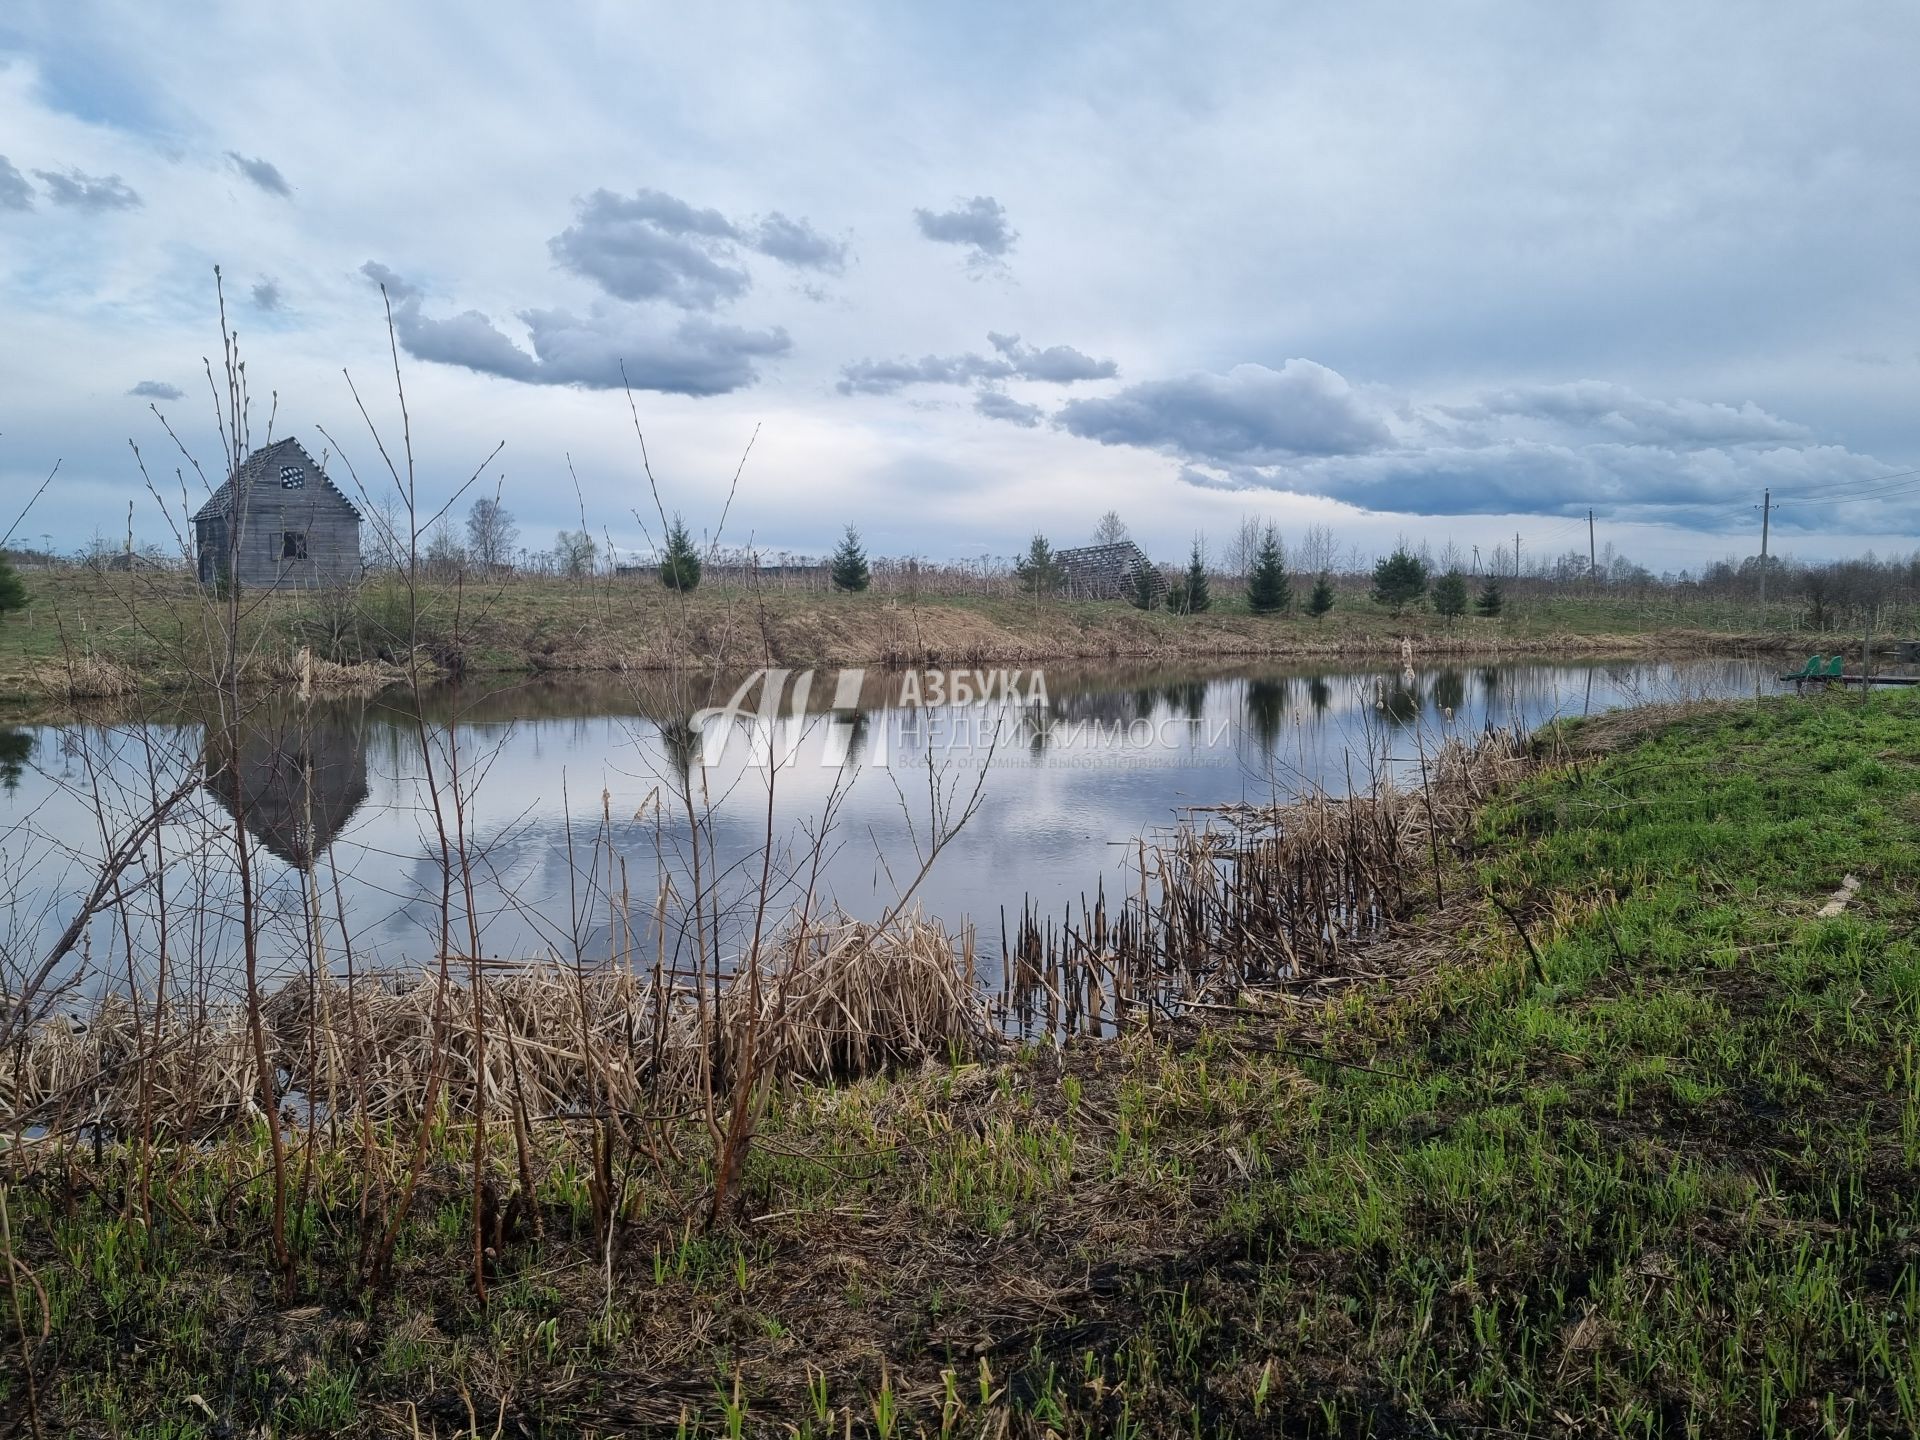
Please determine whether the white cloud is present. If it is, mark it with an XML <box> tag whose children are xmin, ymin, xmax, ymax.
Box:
<box><xmin>0</xmin><ymin>2</ymin><xmax>1916</xmax><ymax>572</ymax></box>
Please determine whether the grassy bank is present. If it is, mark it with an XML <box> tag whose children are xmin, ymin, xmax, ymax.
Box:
<box><xmin>0</xmin><ymin>568</ymin><xmax>1824</xmax><ymax>703</ymax></box>
<box><xmin>5</xmin><ymin>694</ymin><xmax>1920</xmax><ymax>1435</ymax></box>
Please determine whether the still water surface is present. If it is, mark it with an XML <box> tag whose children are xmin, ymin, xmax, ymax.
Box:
<box><xmin>0</xmin><ymin>656</ymin><xmax>1767</xmax><ymax>986</ymax></box>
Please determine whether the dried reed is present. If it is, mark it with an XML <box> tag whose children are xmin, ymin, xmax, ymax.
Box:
<box><xmin>1</xmin><ymin>910</ymin><xmax>988</xmax><ymax>1138</ymax></box>
<box><xmin>998</xmin><ymin>725</ymin><xmax>1535</xmax><ymax>1034</ymax></box>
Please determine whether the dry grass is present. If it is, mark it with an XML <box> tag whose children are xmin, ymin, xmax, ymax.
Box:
<box><xmin>2</xmin><ymin>910</ymin><xmax>988</xmax><ymax>1138</ymax></box>
<box><xmin>28</xmin><ymin>650</ymin><xmax>143</xmax><ymax>700</ymax></box>
<box><xmin>0</xmin><ymin>566</ymin><xmax>1815</xmax><ymax>705</ymax></box>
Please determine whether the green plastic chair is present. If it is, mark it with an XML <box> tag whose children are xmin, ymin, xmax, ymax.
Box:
<box><xmin>1825</xmin><ymin>654</ymin><xmax>1846</xmax><ymax>679</ymax></box>
<box><xmin>1793</xmin><ymin>655</ymin><xmax>1823</xmax><ymax>679</ymax></box>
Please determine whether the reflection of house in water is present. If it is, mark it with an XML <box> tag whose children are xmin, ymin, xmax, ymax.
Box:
<box><xmin>204</xmin><ymin>717</ymin><xmax>370</xmax><ymax>868</ymax></box>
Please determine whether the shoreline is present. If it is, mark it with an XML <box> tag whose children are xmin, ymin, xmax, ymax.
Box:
<box><xmin>2</xmin><ymin>624</ymin><xmax>1803</xmax><ymax>722</ymax></box>
<box><xmin>0</xmin><ymin>569</ymin><xmax>1828</xmax><ymax>712</ymax></box>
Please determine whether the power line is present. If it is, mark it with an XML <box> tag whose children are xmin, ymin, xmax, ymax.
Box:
<box><xmin>1770</xmin><ymin>465</ymin><xmax>1920</xmax><ymax>508</ymax></box>
<box><xmin>1772</xmin><ymin>476</ymin><xmax>1920</xmax><ymax>512</ymax></box>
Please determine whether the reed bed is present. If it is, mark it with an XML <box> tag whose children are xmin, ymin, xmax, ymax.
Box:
<box><xmin>997</xmin><ymin>725</ymin><xmax>1536</xmax><ymax>1035</ymax></box>
<box><xmin>31</xmin><ymin>650</ymin><xmax>143</xmax><ymax>700</ymax></box>
<box><xmin>1</xmin><ymin>910</ymin><xmax>988</xmax><ymax>1139</ymax></box>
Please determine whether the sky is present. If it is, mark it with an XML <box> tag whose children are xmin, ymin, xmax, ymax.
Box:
<box><xmin>1</xmin><ymin>1</ymin><xmax>1917</xmax><ymax>574</ymax></box>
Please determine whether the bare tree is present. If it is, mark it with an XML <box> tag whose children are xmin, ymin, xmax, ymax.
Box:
<box><xmin>465</xmin><ymin>495</ymin><xmax>518</xmax><ymax>572</ymax></box>
<box><xmin>1226</xmin><ymin>513</ymin><xmax>1265</xmax><ymax>576</ymax></box>
<box><xmin>1093</xmin><ymin>509</ymin><xmax>1129</xmax><ymax>546</ymax></box>
<box><xmin>424</xmin><ymin>517</ymin><xmax>466</xmax><ymax>576</ymax></box>
<box><xmin>555</xmin><ymin>527</ymin><xmax>597</xmax><ymax>579</ymax></box>
<box><xmin>1298</xmin><ymin>523</ymin><xmax>1338</xmax><ymax>576</ymax></box>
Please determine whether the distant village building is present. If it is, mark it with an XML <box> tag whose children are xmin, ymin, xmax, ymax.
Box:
<box><xmin>1053</xmin><ymin>541</ymin><xmax>1166</xmax><ymax>603</ymax></box>
<box><xmin>193</xmin><ymin>438</ymin><xmax>362</xmax><ymax>588</ymax></box>
<box><xmin>96</xmin><ymin>549</ymin><xmax>169</xmax><ymax>574</ymax></box>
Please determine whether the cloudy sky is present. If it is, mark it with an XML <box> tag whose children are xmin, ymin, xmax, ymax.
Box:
<box><xmin>2</xmin><ymin>1</ymin><xmax>1917</xmax><ymax>572</ymax></box>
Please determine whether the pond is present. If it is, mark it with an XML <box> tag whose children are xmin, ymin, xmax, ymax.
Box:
<box><xmin>0</xmin><ymin>654</ymin><xmax>1769</xmax><ymax>993</ymax></box>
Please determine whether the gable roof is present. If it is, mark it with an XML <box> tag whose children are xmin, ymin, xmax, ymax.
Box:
<box><xmin>192</xmin><ymin>437</ymin><xmax>362</xmax><ymax>523</ymax></box>
<box><xmin>1054</xmin><ymin>540</ymin><xmax>1167</xmax><ymax>600</ymax></box>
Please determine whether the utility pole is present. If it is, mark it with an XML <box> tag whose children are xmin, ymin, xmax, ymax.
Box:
<box><xmin>1588</xmin><ymin>510</ymin><xmax>1597</xmax><ymax>583</ymax></box>
<box><xmin>1757</xmin><ymin>488</ymin><xmax>1772</xmax><ymax>607</ymax></box>
<box><xmin>1515</xmin><ymin>531</ymin><xmax>1522</xmax><ymax>580</ymax></box>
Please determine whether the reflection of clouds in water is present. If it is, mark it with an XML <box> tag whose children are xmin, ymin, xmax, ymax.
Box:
<box><xmin>6</xmin><ymin>659</ymin><xmax>1777</xmax><ymax>981</ymax></box>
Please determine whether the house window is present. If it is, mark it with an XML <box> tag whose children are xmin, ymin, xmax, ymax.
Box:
<box><xmin>280</xmin><ymin>465</ymin><xmax>306</xmax><ymax>489</ymax></box>
<box><xmin>282</xmin><ymin>531</ymin><xmax>308</xmax><ymax>560</ymax></box>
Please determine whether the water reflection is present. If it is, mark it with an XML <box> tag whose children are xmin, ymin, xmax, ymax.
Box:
<box><xmin>3</xmin><ymin>655</ymin><xmax>1773</xmax><ymax>981</ymax></box>
<box><xmin>0</xmin><ymin>729</ymin><xmax>30</xmax><ymax>791</ymax></box>
<box><xmin>1246</xmin><ymin>679</ymin><xmax>1289</xmax><ymax>753</ymax></box>
<box><xmin>203</xmin><ymin>713</ymin><xmax>370</xmax><ymax>870</ymax></box>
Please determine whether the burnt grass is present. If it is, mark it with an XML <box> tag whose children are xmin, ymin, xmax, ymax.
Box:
<box><xmin>7</xmin><ymin>692</ymin><xmax>1920</xmax><ymax>1436</ymax></box>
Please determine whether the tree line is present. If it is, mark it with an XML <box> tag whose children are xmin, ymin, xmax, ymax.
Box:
<box><xmin>1009</xmin><ymin>517</ymin><xmax>1504</xmax><ymax>622</ymax></box>
<box><xmin>30</xmin><ymin>488</ymin><xmax>1920</xmax><ymax>632</ymax></box>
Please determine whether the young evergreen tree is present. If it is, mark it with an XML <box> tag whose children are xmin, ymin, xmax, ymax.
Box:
<box><xmin>1476</xmin><ymin>576</ymin><xmax>1505</xmax><ymax>617</ymax></box>
<box><xmin>1013</xmin><ymin>533</ymin><xmax>1063</xmax><ymax>596</ymax></box>
<box><xmin>1130</xmin><ymin>559</ymin><xmax>1159</xmax><ymax>610</ymax></box>
<box><xmin>1306</xmin><ymin>571</ymin><xmax>1335</xmax><ymax>620</ymax></box>
<box><xmin>1431</xmin><ymin>568</ymin><xmax>1469</xmax><ymax>621</ymax></box>
<box><xmin>829</xmin><ymin>524</ymin><xmax>871</xmax><ymax>592</ymax></box>
<box><xmin>659</xmin><ymin>515</ymin><xmax>701</xmax><ymax>591</ymax></box>
<box><xmin>1246</xmin><ymin>527</ymin><xmax>1291</xmax><ymax>614</ymax></box>
<box><xmin>0</xmin><ymin>554</ymin><xmax>25</xmax><ymax>618</ymax></box>
<box><xmin>1184</xmin><ymin>541</ymin><xmax>1211</xmax><ymax>614</ymax></box>
<box><xmin>1370</xmin><ymin>545</ymin><xmax>1430</xmax><ymax>614</ymax></box>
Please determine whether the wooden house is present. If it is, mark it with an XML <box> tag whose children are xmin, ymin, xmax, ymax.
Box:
<box><xmin>193</xmin><ymin>438</ymin><xmax>361</xmax><ymax>588</ymax></box>
<box><xmin>1054</xmin><ymin>541</ymin><xmax>1166</xmax><ymax>603</ymax></box>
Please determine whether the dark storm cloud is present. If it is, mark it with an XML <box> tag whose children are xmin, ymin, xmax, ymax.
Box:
<box><xmin>549</xmin><ymin>188</ymin><xmax>849</xmax><ymax>309</ymax></box>
<box><xmin>1443</xmin><ymin>382</ymin><xmax>1809</xmax><ymax>447</ymax></box>
<box><xmin>594</xmin><ymin>187</ymin><xmax>739</xmax><ymax>239</ymax></box>
<box><xmin>550</xmin><ymin>189</ymin><xmax>752</xmax><ymax>309</ymax></box>
<box><xmin>0</xmin><ymin>156</ymin><xmax>31</xmax><ymax>210</ymax></box>
<box><xmin>1214</xmin><ymin>440</ymin><xmax>1893</xmax><ymax>528</ymax></box>
<box><xmin>225</xmin><ymin>151</ymin><xmax>291</xmax><ymax>197</ymax></box>
<box><xmin>363</xmin><ymin>262</ymin><xmax>789</xmax><ymax>395</ymax></box>
<box><xmin>359</xmin><ymin>261</ymin><xmax>421</xmax><ymax>302</ymax></box>
<box><xmin>128</xmin><ymin>380</ymin><xmax>182</xmax><ymax>400</ymax></box>
<box><xmin>1064</xmin><ymin>358</ymin><xmax>1899</xmax><ymax>528</ymax></box>
<box><xmin>986</xmin><ymin>332</ymin><xmax>1117</xmax><ymax>383</ymax></box>
<box><xmin>33</xmin><ymin>167</ymin><xmax>139</xmax><ymax>210</ymax></box>
<box><xmin>838</xmin><ymin>352</ymin><xmax>1013</xmax><ymax>395</ymax></box>
<box><xmin>750</xmin><ymin>212</ymin><xmax>847</xmax><ymax>272</ymax></box>
<box><xmin>838</xmin><ymin>333</ymin><xmax>1116</xmax><ymax>396</ymax></box>
<box><xmin>913</xmin><ymin>195</ymin><xmax>1016</xmax><ymax>262</ymax></box>
<box><xmin>1057</xmin><ymin>360</ymin><xmax>1392</xmax><ymax>461</ymax></box>
<box><xmin>251</xmin><ymin>278</ymin><xmax>283</xmax><ymax>311</ymax></box>
<box><xmin>974</xmin><ymin>390</ymin><xmax>1043</xmax><ymax>427</ymax></box>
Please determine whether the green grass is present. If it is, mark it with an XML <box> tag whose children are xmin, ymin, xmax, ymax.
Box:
<box><xmin>6</xmin><ymin>694</ymin><xmax>1920</xmax><ymax>1435</ymax></box>
<box><xmin>1052</xmin><ymin>693</ymin><xmax>1920</xmax><ymax>1435</ymax></box>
